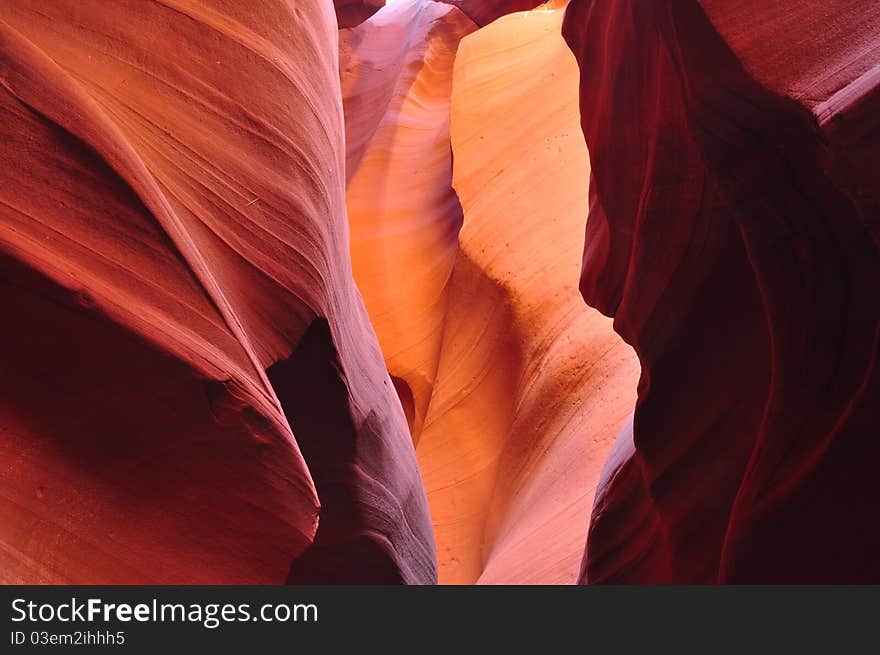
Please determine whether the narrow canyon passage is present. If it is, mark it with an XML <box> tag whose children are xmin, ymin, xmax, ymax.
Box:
<box><xmin>0</xmin><ymin>0</ymin><xmax>877</xmax><ymax>584</ymax></box>
<box><xmin>342</xmin><ymin>1</ymin><xmax>638</xmax><ymax>584</ymax></box>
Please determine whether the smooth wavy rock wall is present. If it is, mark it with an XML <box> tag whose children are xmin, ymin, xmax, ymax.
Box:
<box><xmin>564</xmin><ymin>0</ymin><xmax>880</xmax><ymax>583</ymax></box>
<box><xmin>3</xmin><ymin>0</ymin><xmax>876</xmax><ymax>586</ymax></box>
<box><xmin>0</xmin><ymin>0</ymin><xmax>435</xmax><ymax>584</ymax></box>
<box><xmin>342</xmin><ymin>0</ymin><xmax>476</xmax><ymax>441</ymax></box>
<box><xmin>342</xmin><ymin>2</ymin><xmax>639</xmax><ymax>584</ymax></box>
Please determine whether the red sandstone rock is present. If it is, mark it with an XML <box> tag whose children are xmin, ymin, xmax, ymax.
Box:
<box><xmin>2</xmin><ymin>0</ymin><xmax>877</xmax><ymax>588</ymax></box>
<box><xmin>0</xmin><ymin>0</ymin><xmax>434</xmax><ymax>584</ymax></box>
<box><xmin>564</xmin><ymin>0</ymin><xmax>880</xmax><ymax>583</ymax></box>
<box><xmin>335</xmin><ymin>0</ymin><xmax>385</xmax><ymax>28</ymax></box>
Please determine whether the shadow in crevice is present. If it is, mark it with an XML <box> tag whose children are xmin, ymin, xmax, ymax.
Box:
<box><xmin>273</xmin><ymin>318</ymin><xmax>432</xmax><ymax>583</ymax></box>
<box><xmin>0</xmin><ymin>256</ymin><xmax>311</xmax><ymax>583</ymax></box>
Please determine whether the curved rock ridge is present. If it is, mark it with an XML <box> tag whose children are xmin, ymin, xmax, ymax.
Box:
<box><xmin>412</xmin><ymin>7</ymin><xmax>638</xmax><ymax>584</ymax></box>
<box><xmin>0</xmin><ymin>0</ymin><xmax>435</xmax><ymax>584</ymax></box>
<box><xmin>340</xmin><ymin>3</ymin><xmax>637</xmax><ymax>583</ymax></box>
<box><xmin>564</xmin><ymin>0</ymin><xmax>880</xmax><ymax>583</ymax></box>
<box><xmin>438</xmin><ymin>0</ymin><xmax>558</xmax><ymax>27</ymax></box>
<box><xmin>5</xmin><ymin>0</ymin><xmax>876</xmax><ymax>588</ymax></box>
<box><xmin>335</xmin><ymin>0</ymin><xmax>386</xmax><ymax>28</ymax></box>
<box><xmin>341</xmin><ymin>0</ymin><xmax>477</xmax><ymax>440</ymax></box>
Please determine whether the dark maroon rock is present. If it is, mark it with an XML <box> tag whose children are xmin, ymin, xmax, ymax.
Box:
<box><xmin>564</xmin><ymin>0</ymin><xmax>880</xmax><ymax>583</ymax></box>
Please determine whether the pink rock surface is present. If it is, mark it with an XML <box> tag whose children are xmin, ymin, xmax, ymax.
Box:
<box><xmin>0</xmin><ymin>0</ymin><xmax>434</xmax><ymax>584</ymax></box>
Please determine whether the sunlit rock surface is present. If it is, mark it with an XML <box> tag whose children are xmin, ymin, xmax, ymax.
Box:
<box><xmin>342</xmin><ymin>4</ymin><xmax>638</xmax><ymax>584</ymax></box>
<box><xmin>421</xmin><ymin>7</ymin><xmax>638</xmax><ymax>584</ymax></box>
<box><xmin>342</xmin><ymin>0</ymin><xmax>477</xmax><ymax>440</ymax></box>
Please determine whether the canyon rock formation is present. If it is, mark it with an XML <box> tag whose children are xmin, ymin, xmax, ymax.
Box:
<box><xmin>335</xmin><ymin>0</ymin><xmax>384</xmax><ymax>28</ymax></box>
<box><xmin>0</xmin><ymin>0</ymin><xmax>434</xmax><ymax>584</ymax></box>
<box><xmin>438</xmin><ymin>1</ymin><xmax>548</xmax><ymax>26</ymax></box>
<box><xmin>341</xmin><ymin>0</ymin><xmax>476</xmax><ymax>441</ymax></box>
<box><xmin>419</xmin><ymin>6</ymin><xmax>638</xmax><ymax>584</ymax></box>
<box><xmin>1</xmin><ymin>0</ymin><xmax>877</xmax><ymax>585</ymax></box>
<box><xmin>343</xmin><ymin>1</ymin><xmax>639</xmax><ymax>584</ymax></box>
<box><xmin>564</xmin><ymin>0</ymin><xmax>880</xmax><ymax>583</ymax></box>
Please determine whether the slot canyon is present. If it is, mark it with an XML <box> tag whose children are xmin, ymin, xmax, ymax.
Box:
<box><xmin>1</xmin><ymin>0</ymin><xmax>877</xmax><ymax>584</ymax></box>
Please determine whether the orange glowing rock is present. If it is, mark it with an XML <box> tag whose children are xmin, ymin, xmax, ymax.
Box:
<box><xmin>418</xmin><ymin>6</ymin><xmax>638</xmax><ymax>585</ymax></box>
<box><xmin>342</xmin><ymin>0</ymin><xmax>477</xmax><ymax>440</ymax></box>
<box><xmin>342</xmin><ymin>3</ymin><xmax>639</xmax><ymax>583</ymax></box>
